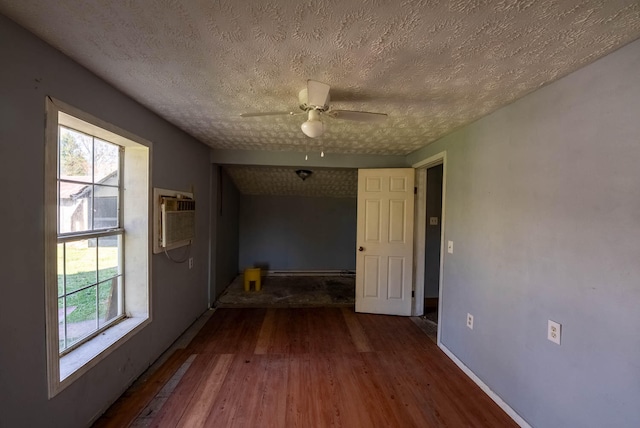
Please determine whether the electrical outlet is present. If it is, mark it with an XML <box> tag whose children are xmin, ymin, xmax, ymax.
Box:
<box><xmin>448</xmin><ymin>240</ymin><xmax>454</xmax><ymax>254</ymax></box>
<box><xmin>466</xmin><ymin>313</ymin><xmax>474</xmax><ymax>329</ymax></box>
<box><xmin>429</xmin><ymin>217</ymin><xmax>439</xmax><ymax>226</ymax></box>
<box><xmin>188</xmin><ymin>257</ymin><xmax>193</xmax><ymax>269</ymax></box>
<box><xmin>548</xmin><ymin>320</ymin><xmax>561</xmax><ymax>345</ymax></box>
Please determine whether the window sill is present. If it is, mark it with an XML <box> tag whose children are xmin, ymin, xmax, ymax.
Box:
<box><xmin>59</xmin><ymin>316</ymin><xmax>148</xmax><ymax>383</ymax></box>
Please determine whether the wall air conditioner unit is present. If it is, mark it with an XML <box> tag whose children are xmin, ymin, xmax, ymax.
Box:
<box><xmin>152</xmin><ymin>188</ymin><xmax>195</xmax><ymax>254</ymax></box>
<box><xmin>160</xmin><ymin>196</ymin><xmax>196</xmax><ymax>249</ymax></box>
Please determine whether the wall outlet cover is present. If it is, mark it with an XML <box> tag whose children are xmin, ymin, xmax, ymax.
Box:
<box><xmin>448</xmin><ymin>240</ymin><xmax>453</xmax><ymax>254</ymax></box>
<box><xmin>467</xmin><ymin>313</ymin><xmax>474</xmax><ymax>329</ymax></box>
<box><xmin>548</xmin><ymin>320</ymin><xmax>561</xmax><ymax>345</ymax></box>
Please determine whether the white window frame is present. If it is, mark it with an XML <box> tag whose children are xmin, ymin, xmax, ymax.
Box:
<box><xmin>44</xmin><ymin>97</ymin><xmax>152</xmax><ymax>398</ymax></box>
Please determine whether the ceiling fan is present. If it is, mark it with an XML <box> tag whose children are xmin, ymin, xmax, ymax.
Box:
<box><xmin>240</xmin><ymin>80</ymin><xmax>388</xmax><ymax>138</ymax></box>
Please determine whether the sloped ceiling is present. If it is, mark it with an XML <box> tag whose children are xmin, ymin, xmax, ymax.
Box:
<box><xmin>1</xmin><ymin>0</ymin><xmax>639</xmax><ymax>196</ymax></box>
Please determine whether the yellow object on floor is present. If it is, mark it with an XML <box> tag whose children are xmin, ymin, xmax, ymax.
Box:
<box><xmin>243</xmin><ymin>268</ymin><xmax>261</xmax><ymax>292</ymax></box>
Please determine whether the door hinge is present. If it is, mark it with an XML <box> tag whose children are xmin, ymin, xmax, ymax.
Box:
<box><xmin>414</xmin><ymin>187</ymin><xmax>417</xmax><ymax>195</ymax></box>
<box><xmin>412</xmin><ymin>290</ymin><xmax>415</xmax><ymax>298</ymax></box>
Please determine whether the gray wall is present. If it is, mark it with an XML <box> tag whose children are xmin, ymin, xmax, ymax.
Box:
<box><xmin>407</xmin><ymin>40</ymin><xmax>640</xmax><ymax>427</ymax></box>
<box><xmin>0</xmin><ymin>15</ymin><xmax>211</xmax><ymax>427</ymax></box>
<box><xmin>239</xmin><ymin>195</ymin><xmax>356</xmax><ymax>271</ymax></box>
<box><xmin>210</xmin><ymin>165</ymin><xmax>240</xmax><ymax>301</ymax></box>
<box><xmin>424</xmin><ymin>164</ymin><xmax>443</xmax><ymax>298</ymax></box>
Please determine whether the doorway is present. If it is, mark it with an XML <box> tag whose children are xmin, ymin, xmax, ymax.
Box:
<box><xmin>423</xmin><ymin>164</ymin><xmax>443</xmax><ymax>326</ymax></box>
<box><xmin>412</xmin><ymin>151</ymin><xmax>446</xmax><ymax>342</ymax></box>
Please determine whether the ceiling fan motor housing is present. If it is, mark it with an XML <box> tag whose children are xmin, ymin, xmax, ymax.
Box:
<box><xmin>298</xmin><ymin>88</ymin><xmax>329</xmax><ymax>112</ymax></box>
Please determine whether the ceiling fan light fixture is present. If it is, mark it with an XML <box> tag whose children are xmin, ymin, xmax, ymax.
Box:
<box><xmin>301</xmin><ymin>109</ymin><xmax>324</xmax><ymax>138</ymax></box>
<box><xmin>241</xmin><ymin>79</ymin><xmax>387</xmax><ymax>138</ymax></box>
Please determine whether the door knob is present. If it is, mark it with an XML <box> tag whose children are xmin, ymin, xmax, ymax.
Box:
<box><xmin>358</xmin><ymin>246</ymin><xmax>364</xmax><ymax>252</ymax></box>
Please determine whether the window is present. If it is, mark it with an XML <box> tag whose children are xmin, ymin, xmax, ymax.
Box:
<box><xmin>57</xmin><ymin>126</ymin><xmax>124</xmax><ymax>353</ymax></box>
<box><xmin>45</xmin><ymin>98</ymin><xmax>151</xmax><ymax>397</ymax></box>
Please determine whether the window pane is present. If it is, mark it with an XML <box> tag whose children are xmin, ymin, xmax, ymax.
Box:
<box><xmin>94</xmin><ymin>138</ymin><xmax>119</xmax><ymax>183</ymax></box>
<box><xmin>59</xmin><ymin>127</ymin><xmax>93</xmax><ymax>181</ymax></box>
<box><xmin>58</xmin><ymin>297</ymin><xmax>66</xmax><ymax>352</ymax></box>
<box><xmin>98</xmin><ymin>278</ymin><xmax>121</xmax><ymax>328</ymax></box>
<box><xmin>59</xmin><ymin>181</ymin><xmax>93</xmax><ymax>234</ymax></box>
<box><xmin>93</xmin><ymin>185</ymin><xmax>119</xmax><ymax>229</ymax></box>
<box><xmin>98</xmin><ymin>235</ymin><xmax>120</xmax><ymax>281</ymax></box>
<box><xmin>65</xmin><ymin>286</ymin><xmax>98</xmax><ymax>348</ymax></box>
<box><xmin>57</xmin><ymin>243</ymin><xmax>65</xmax><ymax>297</ymax></box>
<box><xmin>64</xmin><ymin>239</ymin><xmax>97</xmax><ymax>293</ymax></box>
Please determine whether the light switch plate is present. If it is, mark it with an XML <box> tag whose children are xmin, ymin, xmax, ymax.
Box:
<box><xmin>548</xmin><ymin>320</ymin><xmax>561</xmax><ymax>345</ymax></box>
<box><xmin>447</xmin><ymin>240</ymin><xmax>453</xmax><ymax>254</ymax></box>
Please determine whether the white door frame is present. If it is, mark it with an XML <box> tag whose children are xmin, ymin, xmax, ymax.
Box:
<box><xmin>412</xmin><ymin>152</ymin><xmax>447</xmax><ymax>344</ymax></box>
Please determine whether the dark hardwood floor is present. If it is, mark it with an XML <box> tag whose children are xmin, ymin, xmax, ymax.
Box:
<box><xmin>94</xmin><ymin>308</ymin><xmax>518</xmax><ymax>427</ymax></box>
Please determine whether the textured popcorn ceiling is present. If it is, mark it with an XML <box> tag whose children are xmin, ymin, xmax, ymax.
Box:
<box><xmin>2</xmin><ymin>1</ymin><xmax>639</xmax><ymax>197</ymax></box>
<box><xmin>2</xmin><ymin>0</ymin><xmax>639</xmax><ymax>157</ymax></box>
<box><xmin>225</xmin><ymin>166</ymin><xmax>357</xmax><ymax>198</ymax></box>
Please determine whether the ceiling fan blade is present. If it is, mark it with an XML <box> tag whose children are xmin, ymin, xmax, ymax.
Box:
<box><xmin>240</xmin><ymin>111</ymin><xmax>295</xmax><ymax>117</ymax></box>
<box><xmin>328</xmin><ymin>110</ymin><xmax>388</xmax><ymax>123</ymax></box>
<box><xmin>307</xmin><ymin>80</ymin><xmax>330</xmax><ymax>107</ymax></box>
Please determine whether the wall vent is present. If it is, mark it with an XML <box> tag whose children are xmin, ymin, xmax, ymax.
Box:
<box><xmin>161</xmin><ymin>196</ymin><xmax>195</xmax><ymax>248</ymax></box>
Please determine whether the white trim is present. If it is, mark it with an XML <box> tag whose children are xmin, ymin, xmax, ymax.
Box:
<box><xmin>265</xmin><ymin>270</ymin><xmax>354</xmax><ymax>276</ymax></box>
<box><xmin>60</xmin><ymin>317</ymin><xmax>149</xmax><ymax>382</ymax></box>
<box><xmin>44</xmin><ymin>98</ymin><xmax>60</xmax><ymax>392</ymax></box>
<box><xmin>439</xmin><ymin>344</ymin><xmax>532</xmax><ymax>428</ymax></box>
<box><xmin>412</xmin><ymin>167</ymin><xmax>426</xmax><ymax>316</ymax></box>
<box><xmin>412</xmin><ymin>152</ymin><xmax>445</xmax><ymax>169</ymax></box>
<box><xmin>411</xmin><ymin>151</ymin><xmax>446</xmax><ymax>320</ymax></box>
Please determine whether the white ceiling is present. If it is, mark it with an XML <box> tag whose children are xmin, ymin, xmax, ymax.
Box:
<box><xmin>2</xmin><ymin>0</ymin><xmax>639</xmax><ymax>195</ymax></box>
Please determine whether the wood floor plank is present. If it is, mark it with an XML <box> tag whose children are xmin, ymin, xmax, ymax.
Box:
<box><xmin>201</xmin><ymin>354</ymin><xmax>269</xmax><ymax>426</ymax></box>
<box><xmin>176</xmin><ymin>353</ymin><xmax>234</xmax><ymax>428</ymax></box>
<box><xmin>338</xmin><ymin>352</ymin><xmax>411</xmax><ymax>427</ymax></box>
<box><xmin>150</xmin><ymin>353</ymin><xmax>217</xmax><ymax>427</ymax></box>
<box><xmin>201</xmin><ymin>308</ymin><xmax>266</xmax><ymax>355</ymax></box>
<box><xmin>361</xmin><ymin>351</ymin><xmax>445</xmax><ymax>428</ymax></box>
<box><xmin>372</xmin><ymin>349</ymin><xmax>470</xmax><ymax>427</ymax></box>
<box><xmin>341</xmin><ymin>307</ymin><xmax>373</xmax><ymax>352</ymax></box>
<box><xmin>306</xmin><ymin>307</ymin><xmax>357</xmax><ymax>354</ymax></box>
<box><xmin>253</xmin><ymin>308</ymin><xmax>276</xmax><ymax>355</ymax></box>
<box><xmin>284</xmin><ymin>354</ymin><xmax>311</xmax><ymax>427</ymax></box>
<box><xmin>268</xmin><ymin>309</ymin><xmax>308</xmax><ymax>354</ymax></box>
<box><xmin>358</xmin><ymin>312</ymin><xmax>434</xmax><ymax>354</ymax></box>
<box><xmin>245</xmin><ymin>354</ymin><xmax>289</xmax><ymax>428</ymax></box>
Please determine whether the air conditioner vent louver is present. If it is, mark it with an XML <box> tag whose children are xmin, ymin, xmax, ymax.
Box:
<box><xmin>164</xmin><ymin>199</ymin><xmax>196</xmax><ymax>212</ymax></box>
<box><xmin>161</xmin><ymin>196</ymin><xmax>195</xmax><ymax>248</ymax></box>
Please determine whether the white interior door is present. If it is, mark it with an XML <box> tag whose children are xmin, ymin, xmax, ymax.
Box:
<box><xmin>356</xmin><ymin>168</ymin><xmax>415</xmax><ymax>316</ymax></box>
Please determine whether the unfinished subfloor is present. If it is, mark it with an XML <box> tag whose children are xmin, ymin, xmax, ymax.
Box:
<box><xmin>215</xmin><ymin>274</ymin><xmax>355</xmax><ymax>308</ymax></box>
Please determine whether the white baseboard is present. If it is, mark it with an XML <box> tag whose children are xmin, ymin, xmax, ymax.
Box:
<box><xmin>438</xmin><ymin>344</ymin><xmax>531</xmax><ymax>428</ymax></box>
<box><xmin>265</xmin><ymin>270</ymin><xmax>355</xmax><ymax>277</ymax></box>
